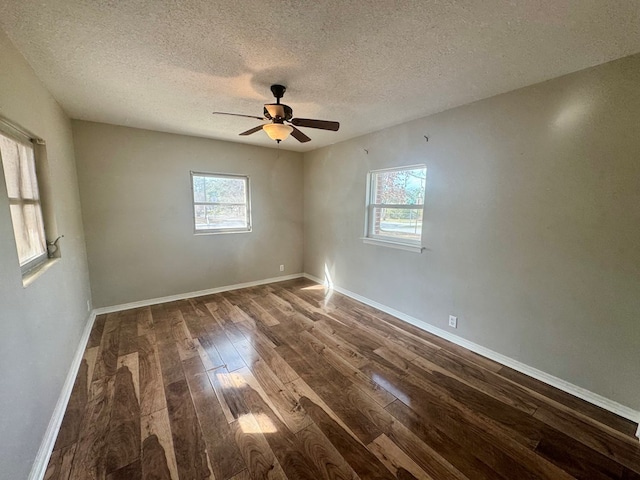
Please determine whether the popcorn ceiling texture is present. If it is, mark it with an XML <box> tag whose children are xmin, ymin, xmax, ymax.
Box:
<box><xmin>1</xmin><ymin>0</ymin><xmax>639</xmax><ymax>151</ymax></box>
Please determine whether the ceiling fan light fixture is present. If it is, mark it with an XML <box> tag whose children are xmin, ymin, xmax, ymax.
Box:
<box><xmin>263</xmin><ymin>123</ymin><xmax>293</xmax><ymax>142</ymax></box>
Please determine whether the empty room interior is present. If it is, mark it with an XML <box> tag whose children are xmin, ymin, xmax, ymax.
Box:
<box><xmin>1</xmin><ymin>1</ymin><xmax>640</xmax><ymax>479</ymax></box>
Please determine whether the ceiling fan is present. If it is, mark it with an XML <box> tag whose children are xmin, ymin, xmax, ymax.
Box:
<box><xmin>213</xmin><ymin>84</ymin><xmax>340</xmax><ymax>143</ymax></box>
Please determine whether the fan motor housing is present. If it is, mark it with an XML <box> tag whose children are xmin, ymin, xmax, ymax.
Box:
<box><xmin>264</xmin><ymin>103</ymin><xmax>293</xmax><ymax>121</ymax></box>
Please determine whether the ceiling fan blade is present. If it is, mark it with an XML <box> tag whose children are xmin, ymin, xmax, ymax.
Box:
<box><xmin>213</xmin><ymin>111</ymin><xmax>265</xmax><ymax>121</ymax></box>
<box><xmin>290</xmin><ymin>118</ymin><xmax>340</xmax><ymax>131</ymax></box>
<box><xmin>239</xmin><ymin>125</ymin><xmax>265</xmax><ymax>136</ymax></box>
<box><xmin>290</xmin><ymin>126</ymin><xmax>311</xmax><ymax>143</ymax></box>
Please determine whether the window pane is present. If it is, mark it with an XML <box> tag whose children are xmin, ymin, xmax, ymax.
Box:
<box><xmin>195</xmin><ymin>204</ymin><xmax>247</xmax><ymax>230</ymax></box>
<box><xmin>192</xmin><ymin>175</ymin><xmax>206</xmax><ymax>202</ymax></box>
<box><xmin>202</xmin><ymin>176</ymin><xmax>246</xmax><ymax>203</ymax></box>
<box><xmin>372</xmin><ymin>207</ymin><xmax>423</xmax><ymax>243</ymax></box>
<box><xmin>9</xmin><ymin>203</ymin><xmax>46</xmax><ymax>265</ymax></box>
<box><xmin>19</xmin><ymin>144</ymin><xmax>39</xmax><ymax>200</ymax></box>
<box><xmin>373</xmin><ymin>168</ymin><xmax>426</xmax><ymax>205</ymax></box>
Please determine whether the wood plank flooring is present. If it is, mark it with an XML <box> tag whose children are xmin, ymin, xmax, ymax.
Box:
<box><xmin>45</xmin><ymin>278</ymin><xmax>640</xmax><ymax>480</ymax></box>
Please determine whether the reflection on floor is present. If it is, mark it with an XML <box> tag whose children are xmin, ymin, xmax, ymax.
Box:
<box><xmin>46</xmin><ymin>278</ymin><xmax>640</xmax><ymax>480</ymax></box>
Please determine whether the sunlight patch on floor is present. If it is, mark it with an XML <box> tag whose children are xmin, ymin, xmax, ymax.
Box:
<box><xmin>217</xmin><ymin>371</ymin><xmax>248</xmax><ymax>389</ymax></box>
<box><xmin>238</xmin><ymin>413</ymin><xmax>277</xmax><ymax>434</ymax></box>
<box><xmin>372</xmin><ymin>373</ymin><xmax>410</xmax><ymax>405</ymax></box>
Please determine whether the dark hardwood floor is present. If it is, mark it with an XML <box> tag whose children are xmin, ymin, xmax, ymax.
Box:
<box><xmin>45</xmin><ymin>277</ymin><xmax>640</xmax><ymax>480</ymax></box>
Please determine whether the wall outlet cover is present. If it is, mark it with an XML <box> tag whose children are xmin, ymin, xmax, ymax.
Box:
<box><xmin>449</xmin><ymin>315</ymin><xmax>457</xmax><ymax>328</ymax></box>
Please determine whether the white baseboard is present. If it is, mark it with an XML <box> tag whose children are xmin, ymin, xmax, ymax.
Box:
<box><xmin>28</xmin><ymin>311</ymin><xmax>97</xmax><ymax>480</ymax></box>
<box><xmin>94</xmin><ymin>273</ymin><xmax>304</xmax><ymax>315</ymax></box>
<box><xmin>303</xmin><ymin>273</ymin><xmax>640</xmax><ymax>429</ymax></box>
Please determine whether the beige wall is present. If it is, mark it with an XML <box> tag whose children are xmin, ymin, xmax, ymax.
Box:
<box><xmin>303</xmin><ymin>54</ymin><xmax>640</xmax><ymax>410</ymax></box>
<box><xmin>73</xmin><ymin>121</ymin><xmax>304</xmax><ymax>308</ymax></box>
<box><xmin>0</xmin><ymin>32</ymin><xmax>92</xmax><ymax>479</ymax></box>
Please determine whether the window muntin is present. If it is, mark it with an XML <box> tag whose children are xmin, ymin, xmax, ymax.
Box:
<box><xmin>366</xmin><ymin>165</ymin><xmax>426</xmax><ymax>246</ymax></box>
<box><xmin>191</xmin><ymin>172</ymin><xmax>251</xmax><ymax>233</ymax></box>
<box><xmin>0</xmin><ymin>132</ymin><xmax>47</xmax><ymax>273</ymax></box>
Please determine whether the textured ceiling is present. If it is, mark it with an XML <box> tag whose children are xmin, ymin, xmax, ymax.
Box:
<box><xmin>1</xmin><ymin>1</ymin><xmax>640</xmax><ymax>152</ymax></box>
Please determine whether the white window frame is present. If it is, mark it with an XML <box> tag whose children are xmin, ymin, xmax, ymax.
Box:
<box><xmin>0</xmin><ymin>120</ymin><xmax>49</xmax><ymax>275</ymax></box>
<box><xmin>363</xmin><ymin>164</ymin><xmax>426</xmax><ymax>253</ymax></box>
<box><xmin>191</xmin><ymin>171</ymin><xmax>252</xmax><ymax>234</ymax></box>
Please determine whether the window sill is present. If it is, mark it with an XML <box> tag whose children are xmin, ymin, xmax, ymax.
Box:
<box><xmin>194</xmin><ymin>229</ymin><xmax>252</xmax><ymax>236</ymax></box>
<box><xmin>22</xmin><ymin>257</ymin><xmax>59</xmax><ymax>287</ymax></box>
<box><xmin>361</xmin><ymin>237</ymin><xmax>425</xmax><ymax>253</ymax></box>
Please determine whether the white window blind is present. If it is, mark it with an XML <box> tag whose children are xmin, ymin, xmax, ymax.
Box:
<box><xmin>0</xmin><ymin>131</ymin><xmax>47</xmax><ymax>272</ymax></box>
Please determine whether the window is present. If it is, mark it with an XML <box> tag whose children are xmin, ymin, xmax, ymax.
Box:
<box><xmin>191</xmin><ymin>172</ymin><xmax>251</xmax><ymax>234</ymax></box>
<box><xmin>364</xmin><ymin>165</ymin><xmax>426</xmax><ymax>251</ymax></box>
<box><xmin>0</xmin><ymin>128</ymin><xmax>48</xmax><ymax>274</ymax></box>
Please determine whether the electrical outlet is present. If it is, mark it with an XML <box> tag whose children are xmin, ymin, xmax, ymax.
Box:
<box><xmin>279</xmin><ymin>264</ymin><xmax>285</xmax><ymax>272</ymax></box>
<box><xmin>87</xmin><ymin>300</ymin><xmax>91</xmax><ymax>312</ymax></box>
<box><xmin>448</xmin><ymin>315</ymin><xmax>457</xmax><ymax>328</ymax></box>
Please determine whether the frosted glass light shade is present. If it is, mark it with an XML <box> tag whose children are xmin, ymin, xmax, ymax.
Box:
<box><xmin>263</xmin><ymin>123</ymin><xmax>293</xmax><ymax>142</ymax></box>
